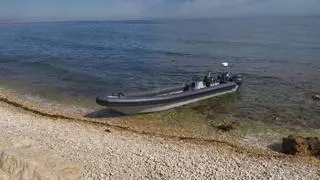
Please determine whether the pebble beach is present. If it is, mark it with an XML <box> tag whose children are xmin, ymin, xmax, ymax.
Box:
<box><xmin>0</xmin><ymin>101</ymin><xmax>319</xmax><ymax>179</ymax></box>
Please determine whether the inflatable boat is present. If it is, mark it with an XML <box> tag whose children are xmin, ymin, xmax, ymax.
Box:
<box><xmin>96</xmin><ymin>63</ymin><xmax>243</xmax><ymax>115</ymax></box>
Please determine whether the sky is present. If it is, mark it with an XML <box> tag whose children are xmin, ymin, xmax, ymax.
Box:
<box><xmin>0</xmin><ymin>0</ymin><xmax>320</xmax><ymax>22</ymax></box>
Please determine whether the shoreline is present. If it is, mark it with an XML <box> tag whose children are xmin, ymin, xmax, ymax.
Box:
<box><xmin>0</xmin><ymin>96</ymin><xmax>319</xmax><ymax>179</ymax></box>
<box><xmin>1</xmin><ymin>86</ymin><xmax>320</xmax><ymax>153</ymax></box>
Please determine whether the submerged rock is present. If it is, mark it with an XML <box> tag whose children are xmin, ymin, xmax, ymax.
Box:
<box><xmin>217</xmin><ymin>121</ymin><xmax>238</xmax><ymax>132</ymax></box>
<box><xmin>217</xmin><ymin>124</ymin><xmax>234</xmax><ymax>131</ymax></box>
<box><xmin>282</xmin><ymin>135</ymin><xmax>320</xmax><ymax>158</ymax></box>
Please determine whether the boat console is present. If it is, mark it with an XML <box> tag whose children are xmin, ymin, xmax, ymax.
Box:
<box><xmin>183</xmin><ymin>62</ymin><xmax>242</xmax><ymax>92</ymax></box>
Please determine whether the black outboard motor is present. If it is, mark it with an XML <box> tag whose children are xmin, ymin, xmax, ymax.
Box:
<box><xmin>231</xmin><ymin>74</ymin><xmax>243</xmax><ymax>86</ymax></box>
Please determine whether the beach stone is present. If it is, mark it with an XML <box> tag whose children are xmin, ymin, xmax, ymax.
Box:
<box><xmin>306</xmin><ymin>137</ymin><xmax>320</xmax><ymax>158</ymax></box>
<box><xmin>282</xmin><ymin>135</ymin><xmax>320</xmax><ymax>158</ymax></box>
<box><xmin>282</xmin><ymin>135</ymin><xmax>309</xmax><ymax>156</ymax></box>
<box><xmin>312</xmin><ymin>94</ymin><xmax>320</xmax><ymax>101</ymax></box>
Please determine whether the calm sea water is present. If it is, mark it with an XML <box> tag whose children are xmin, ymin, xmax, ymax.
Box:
<box><xmin>0</xmin><ymin>17</ymin><xmax>319</xmax><ymax>127</ymax></box>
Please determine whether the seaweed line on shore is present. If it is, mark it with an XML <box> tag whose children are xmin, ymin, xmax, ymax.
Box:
<box><xmin>0</xmin><ymin>94</ymin><xmax>313</xmax><ymax>162</ymax></box>
<box><xmin>0</xmin><ymin>94</ymin><xmax>236</xmax><ymax>146</ymax></box>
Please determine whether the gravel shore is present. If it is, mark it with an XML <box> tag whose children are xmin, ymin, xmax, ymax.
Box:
<box><xmin>0</xmin><ymin>102</ymin><xmax>319</xmax><ymax>179</ymax></box>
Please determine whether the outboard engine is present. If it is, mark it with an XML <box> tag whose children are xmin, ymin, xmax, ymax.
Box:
<box><xmin>231</xmin><ymin>74</ymin><xmax>243</xmax><ymax>86</ymax></box>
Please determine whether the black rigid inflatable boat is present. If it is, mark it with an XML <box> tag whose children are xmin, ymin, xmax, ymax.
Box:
<box><xmin>96</xmin><ymin>63</ymin><xmax>243</xmax><ymax>114</ymax></box>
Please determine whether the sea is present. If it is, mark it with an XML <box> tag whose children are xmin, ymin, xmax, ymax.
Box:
<box><xmin>0</xmin><ymin>17</ymin><xmax>319</xmax><ymax>128</ymax></box>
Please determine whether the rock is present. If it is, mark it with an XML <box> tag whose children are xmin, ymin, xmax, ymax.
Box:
<box><xmin>217</xmin><ymin>124</ymin><xmax>234</xmax><ymax>131</ymax></box>
<box><xmin>306</xmin><ymin>137</ymin><xmax>320</xmax><ymax>158</ymax></box>
<box><xmin>312</xmin><ymin>94</ymin><xmax>320</xmax><ymax>101</ymax></box>
<box><xmin>217</xmin><ymin>122</ymin><xmax>237</xmax><ymax>132</ymax></box>
<box><xmin>282</xmin><ymin>135</ymin><xmax>320</xmax><ymax>158</ymax></box>
<box><xmin>282</xmin><ymin>135</ymin><xmax>309</xmax><ymax>156</ymax></box>
<box><xmin>105</xmin><ymin>128</ymin><xmax>111</xmax><ymax>133</ymax></box>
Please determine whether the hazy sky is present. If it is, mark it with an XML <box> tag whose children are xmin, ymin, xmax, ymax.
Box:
<box><xmin>1</xmin><ymin>0</ymin><xmax>320</xmax><ymax>22</ymax></box>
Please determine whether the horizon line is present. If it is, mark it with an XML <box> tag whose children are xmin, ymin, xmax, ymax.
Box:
<box><xmin>0</xmin><ymin>14</ymin><xmax>319</xmax><ymax>24</ymax></box>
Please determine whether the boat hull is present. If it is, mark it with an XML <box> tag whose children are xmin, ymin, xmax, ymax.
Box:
<box><xmin>106</xmin><ymin>85</ymin><xmax>239</xmax><ymax>115</ymax></box>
